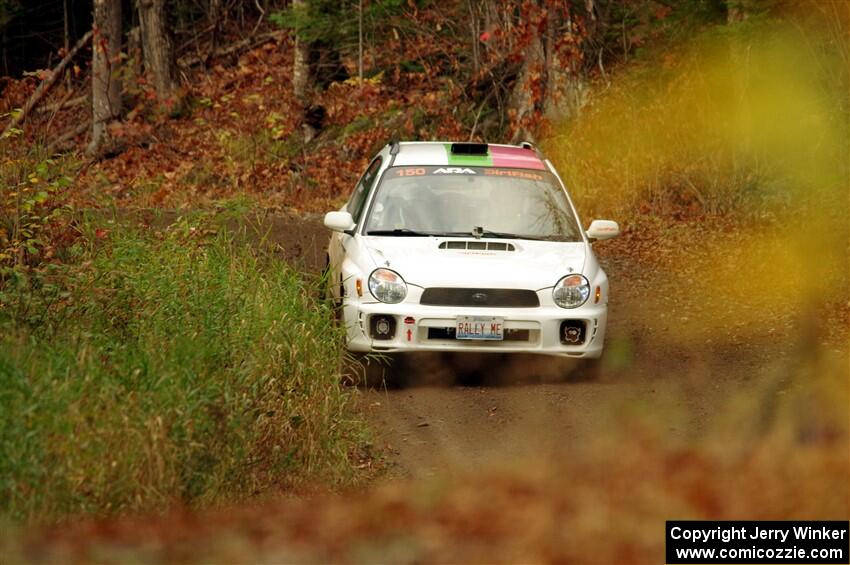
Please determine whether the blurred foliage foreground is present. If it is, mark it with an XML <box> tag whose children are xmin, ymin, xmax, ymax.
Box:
<box><xmin>549</xmin><ymin>16</ymin><xmax>849</xmax><ymax>344</ymax></box>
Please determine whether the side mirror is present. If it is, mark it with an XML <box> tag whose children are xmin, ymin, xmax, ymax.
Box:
<box><xmin>324</xmin><ymin>211</ymin><xmax>355</xmax><ymax>233</ymax></box>
<box><xmin>586</xmin><ymin>219</ymin><xmax>620</xmax><ymax>241</ymax></box>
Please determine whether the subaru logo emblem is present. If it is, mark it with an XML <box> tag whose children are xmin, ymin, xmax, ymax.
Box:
<box><xmin>471</xmin><ymin>292</ymin><xmax>488</xmax><ymax>304</ymax></box>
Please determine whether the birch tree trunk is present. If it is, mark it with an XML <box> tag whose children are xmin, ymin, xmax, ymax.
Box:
<box><xmin>138</xmin><ymin>0</ymin><xmax>179</xmax><ymax>106</ymax></box>
<box><xmin>88</xmin><ymin>0</ymin><xmax>122</xmax><ymax>155</ymax></box>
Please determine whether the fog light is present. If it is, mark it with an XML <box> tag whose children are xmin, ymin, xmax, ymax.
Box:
<box><xmin>369</xmin><ymin>315</ymin><xmax>396</xmax><ymax>340</ymax></box>
<box><xmin>560</xmin><ymin>320</ymin><xmax>586</xmax><ymax>345</ymax></box>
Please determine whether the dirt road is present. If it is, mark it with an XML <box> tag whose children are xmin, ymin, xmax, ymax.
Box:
<box><xmin>366</xmin><ymin>377</ymin><xmax>654</xmax><ymax>477</ymax></box>
<box><xmin>360</xmin><ymin>287</ymin><xmax>769</xmax><ymax>479</ymax></box>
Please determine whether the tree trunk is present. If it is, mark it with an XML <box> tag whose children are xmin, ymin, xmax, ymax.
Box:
<box><xmin>292</xmin><ymin>0</ymin><xmax>310</xmax><ymax>100</ymax></box>
<box><xmin>207</xmin><ymin>0</ymin><xmax>222</xmax><ymax>66</ymax></box>
<box><xmin>508</xmin><ymin>3</ymin><xmax>545</xmax><ymax>143</ymax></box>
<box><xmin>358</xmin><ymin>0</ymin><xmax>363</xmax><ymax>83</ymax></box>
<box><xmin>127</xmin><ymin>26</ymin><xmax>143</xmax><ymax>81</ymax></box>
<box><xmin>138</xmin><ymin>0</ymin><xmax>179</xmax><ymax>107</ymax></box>
<box><xmin>468</xmin><ymin>0</ymin><xmax>479</xmax><ymax>76</ymax></box>
<box><xmin>88</xmin><ymin>0</ymin><xmax>122</xmax><ymax>155</ymax></box>
<box><xmin>542</xmin><ymin>3</ymin><xmax>585</xmax><ymax>124</ymax></box>
<box><xmin>543</xmin><ymin>2</ymin><xmax>556</xmax><ymax>113</ymax></box>
<box><xmin>63</xmin><ymin>0</ymin><xmax>71</xmax><ymax>87</ymax></box>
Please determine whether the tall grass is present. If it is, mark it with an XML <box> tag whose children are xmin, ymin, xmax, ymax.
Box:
<box><xmin>0</xmin><ymin>215</ymin><xmax>365</xmax><ymax>522</ymax></box>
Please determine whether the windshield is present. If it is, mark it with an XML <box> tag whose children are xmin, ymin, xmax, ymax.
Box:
<box><xmin>363</xmin><ymin>166</ymin><xmax>582</xmax><ymax>241</ymax></box>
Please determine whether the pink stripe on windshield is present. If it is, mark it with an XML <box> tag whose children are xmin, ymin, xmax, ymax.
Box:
<box><xmin>489</xmin><ymin>145</ymin><xmax>546</xmax><ymax>170</ymax></box>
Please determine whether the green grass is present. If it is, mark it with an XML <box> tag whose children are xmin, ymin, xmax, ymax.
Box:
<box><xmin>0</xmin><ymin>214</ymin><xmax>366</xmax><ymax>522</ymax></box>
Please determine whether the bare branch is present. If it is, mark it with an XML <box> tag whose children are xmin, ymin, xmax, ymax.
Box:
<box><xmin>2</xmin><ymin>30</ymin><xmax>93</xmax><ymax>138</ymax></box>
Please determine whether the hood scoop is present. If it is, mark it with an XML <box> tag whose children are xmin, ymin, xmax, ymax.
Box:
<box><xmin>438</xmin><ymin>241</ymin><xmax>516</xmax><ymax>252</ymax></box>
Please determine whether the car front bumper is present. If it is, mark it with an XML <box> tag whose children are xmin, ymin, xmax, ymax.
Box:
<box><xmin>342</xmin><ymin>300</ymin><xmax>608</xmax><ymax>358</ymax></box>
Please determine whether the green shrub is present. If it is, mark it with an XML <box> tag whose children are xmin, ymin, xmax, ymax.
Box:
<box><xmin>0</xmin><ymin>216</ymin><xmax>365</xmax><ymax>522</ymax></box>
<box><xmin>0</xmin><ymin>145</ymin><xmax>78</xmax><ymax>278</ymax></box>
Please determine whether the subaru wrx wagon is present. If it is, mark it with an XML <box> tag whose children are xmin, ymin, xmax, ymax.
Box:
<box><xmin>323</xmin><ymin>141</ymin><xmax>619</xmax><ymax>361</ymax></box>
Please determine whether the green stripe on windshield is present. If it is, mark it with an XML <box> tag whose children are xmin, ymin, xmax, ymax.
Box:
<box><xmin>444</xmin><ymin>143</ymin><xmax>493</xmax><ymax>167</ymax></box>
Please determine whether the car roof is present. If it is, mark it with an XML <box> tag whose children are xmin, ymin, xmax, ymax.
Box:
<box><xmin>391</xmin><ymin>141</ymin><xmax>547</xmax><ymax>171</ymax></box>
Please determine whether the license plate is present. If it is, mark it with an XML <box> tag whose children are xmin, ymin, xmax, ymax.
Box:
<box><xmin>456</xmin><ymin>316</ymin><xmax>504</xmax><ymax>340</ymax></box>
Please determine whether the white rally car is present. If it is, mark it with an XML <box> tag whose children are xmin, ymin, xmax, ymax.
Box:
<box><xmin>323</xmin><ymin>141</ymin><xmax>619</xmax><ymax>360</ymax></box>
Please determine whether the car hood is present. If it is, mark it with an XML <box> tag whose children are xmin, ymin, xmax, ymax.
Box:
<box><xmin>362</xmin><ymin>236</ymin><xmax>587</xmax><ymax>289</ymax></box>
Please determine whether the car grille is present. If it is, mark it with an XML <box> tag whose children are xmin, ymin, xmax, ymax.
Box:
<box><xmin>420</xmin><ymin>288</ymin><xmax>540</xmax><ymax>308</ymax></box>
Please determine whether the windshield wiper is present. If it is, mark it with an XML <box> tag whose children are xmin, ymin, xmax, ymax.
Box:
<box><xmin>366</xmin><ymin>228</ymin><xmax>431</xmax><ymax>237</ymax></box>
<box><xmin>478</xmin><ymin>230</ymin><xmax>548</xmax><ymax>241</ymax></box>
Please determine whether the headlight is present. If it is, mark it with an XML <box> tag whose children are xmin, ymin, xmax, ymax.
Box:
<box><xmin>368</xmin><ymin>268</ymin><xmax>407</xmax><ymax>304</ymax></box>
<box><xmin>553</xmin><ymin>274</ymin><xmax>590</xmax><ymax>308</ymax></box>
